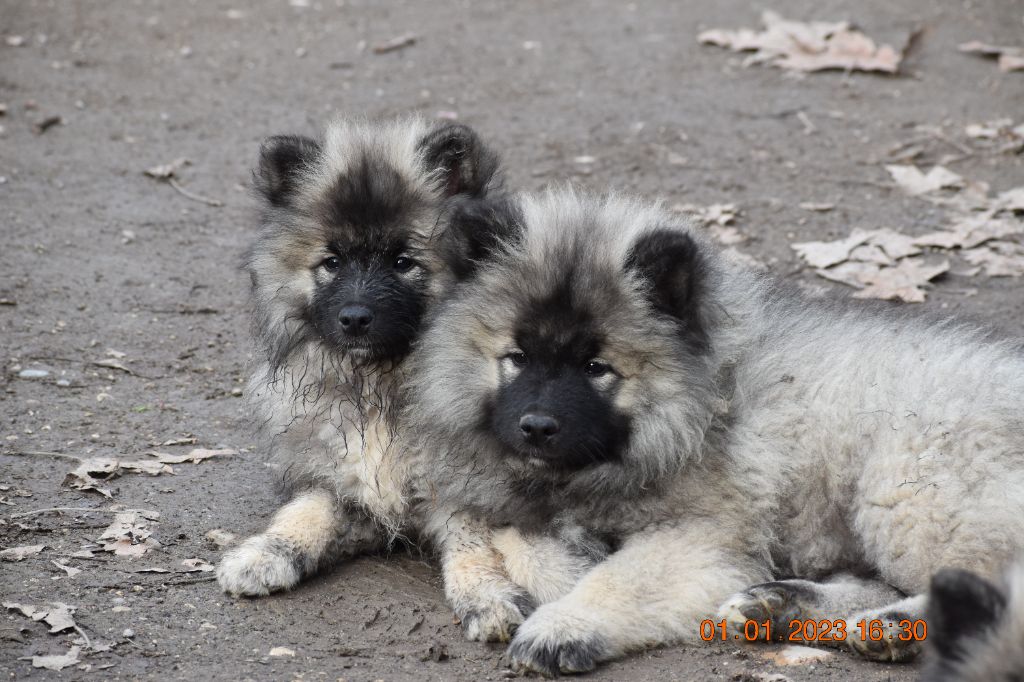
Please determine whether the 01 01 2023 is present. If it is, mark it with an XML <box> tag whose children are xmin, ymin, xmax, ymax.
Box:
<box><xmin>699</xmin><ymin>617</ymin><xmax>928</xmax><ymax>642</ymax></box>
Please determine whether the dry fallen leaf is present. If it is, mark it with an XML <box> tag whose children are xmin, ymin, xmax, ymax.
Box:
<box><xmin>97</xmin><ymin>509</ymin><xmax>161</xmax><ymax>558</ymax></box>
<box><xmin>959</xmin><ymin>41</ymin><xmax>1024</xmax><ymax>72</ymax></box>
<box><xmin>699</xmin><ymin>11</ymin><xmax>904</xmax><ymax>74</ymax></box>
<box><xmin>792</xmin><ymin>231</ymin><xmax>870</xmax><ymax>268</ymax></box>
<box><xmin>852</xmin><ymin>258</ymin><xmax>950</xmax><ymax>303</ymax></box>
<box><xmin>182</xmin><ymin>557</ymin><xmax>215</xmax><ymax>572</ymax></box>
<box><xmin>51</xmin><ymin>560</ymin><xmax>82</xmax><ymax>578</ymax></box>
<box><xmin>4</xmin><ymin>601</ymin><xmax>77</xmax><ymax>633</ymax></box>
<box><xmin>814</xmin><ymin>260</ymin><xmax>880</xmax><ymax>289</ymax></box>
<box><xmin>65</xmin><ymin>448</ymin><xmax>237</xmax><ymax>496</ymax></box>
<box><xmin>962</xmin><ymin>241</ymin><xmax>1024</xmax><ymax>277</ymax></box>
<box><xmin>32</xmin><ymin>646</ymin><xmax>81</xmax><ymax>671</ymax></box>
<box><xmin>913</xmin><ymin>213</ymin><xmax>1024</xmax><ymax>250</ymax></box>
<box><xmin>885</xmin><ymin>164</ymin><xmax>963</xmax><ymax>196</ymax></box>
<box><xmin>1</xmin><ymin>544</ymin><xmax>45</xmax><ymax>561</ymax></box>
<box><xmin>204</xmin><ymin>528</ymin><xmax>237</xmax><ymax>548</ymax></box>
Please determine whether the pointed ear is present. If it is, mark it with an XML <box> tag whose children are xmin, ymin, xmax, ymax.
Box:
<box><xmin>439</xmin><ymin>196</ymin><xmax>522</xmax><ymax>280</ymax></box>
<box><xmin>253</xmin><ymin>135</ymin><xmax>321</xmax><ymax>207</ymax></box>
<box><xmin>419</xmin><ymin>123</ymin><xmax>500</xmax><ymax>198</ymax></box>
<box><xmin>928</xmin><ymin>568</ymin><xmax>1006</xmax><ymax>653</ymax></box>
<box><xmin>625</xmin><ymin>229</ymin><xmax>705</xmax><ymax>320</ymax></box>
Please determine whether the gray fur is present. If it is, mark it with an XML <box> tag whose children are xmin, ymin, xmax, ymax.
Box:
<box><xmin>406</xmin><ymin>187</ymin><xmax>1024</xmax><ymax>673</ymax></box>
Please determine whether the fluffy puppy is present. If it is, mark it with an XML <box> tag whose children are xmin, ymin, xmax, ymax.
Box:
<box><xmin>406</xmin><ymin>187</ymin><xmax>1024</xmax><ymax>674</ymax></box>
<box><xmin>216</xmin><ymin>117</ymin><xmax>587</xmax><ymax>642</ymax></box>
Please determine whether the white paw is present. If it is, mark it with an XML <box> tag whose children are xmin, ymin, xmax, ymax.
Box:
<box><xmin>460</xmin><ymin>590</ymin><xmax>533</xmax><ymax>643</ymax></box>
<box><xmin>216</xmin><ymin>535</ymin><xmax>301</xmax><ymax>597</ymax></box>
<box><xmin>508</xmin><ymin>603</ymin><xmax>609</xmax><ymax>676</ymax></box>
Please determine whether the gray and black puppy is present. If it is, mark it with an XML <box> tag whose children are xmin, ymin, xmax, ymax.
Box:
<box><xmin>407</xmin><ymin>187</ymin><xmax>1024</xmax><ymax>674</ymax></box>
<box><xmin>216</xmin><ymin>117</ymin><xmax>590</xmax><ymax>642</ymax></box>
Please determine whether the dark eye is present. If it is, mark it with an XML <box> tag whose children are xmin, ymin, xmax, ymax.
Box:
<box><xmin>584</xmin><ymin>360</ymin><xmax>610</xmax><ymax>377</ymax></box>
<box><xmin>394</xmin><ymin>255</ymin><xmax>415</xmax><ymax>273</ymax></box>
<box><xmin>508</xmin><ymin>351</ymin><xmax>528</xmax><ymax>367</ymax></box>
<box><xmin>321</xmin><ymin>256</ymin><xmax>341</xmax><ymax>272</ymax></box>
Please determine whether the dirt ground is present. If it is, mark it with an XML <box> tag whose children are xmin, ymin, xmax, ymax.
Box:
<box><xmin>2</xmin><ymin>0</ymin><xmax>1022</xmax><ymax>679</ymax></box>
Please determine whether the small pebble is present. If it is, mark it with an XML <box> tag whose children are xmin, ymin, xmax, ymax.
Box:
<box><xmin>18</xmin><ymin>369</ymin><xmax>49</xmax><ymax>379</ymax></box>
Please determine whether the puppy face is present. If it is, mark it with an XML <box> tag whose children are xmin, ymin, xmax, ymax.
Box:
<box><xmin>423</xmin><ymin>192</ymin><xmax>713</xmax><ymax>477</ymax></box>
<box><xmin>489</xmin><ymin>285</ymin><xmax>631</xmax><ymax>471</ymax></box>
<box><xmin>247</xmin><ymin>119</ymin><xmax>499</xmax><ymax>368</ymax></box>
<box><xmin>304</xmin><ymin>156</ymin><xmax>431</xmax><ymax>360</ymax></box>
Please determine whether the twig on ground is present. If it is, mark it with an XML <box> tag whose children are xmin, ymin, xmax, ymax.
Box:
<box><xmin>167</xmin><ymin>178</ymin><xmax>223</xmax><ymax>207</ymax></box>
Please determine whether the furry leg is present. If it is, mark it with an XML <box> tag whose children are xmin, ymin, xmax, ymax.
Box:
<box><xmin>436</xmin><ymin>514</ymin><xmax>534</xmax><ymax>643</ymax></box>
<box><xmin>718</xmin><ymin>574</ymin><xmax>925</xmax><ymax>661</ymax></box>
<box><xmin>508</xmin><ymin>523</ymin><xmax>768</xmax><ymax>676</ymax></box>
<box><xmin>493</xmin><ymin>527</ymin><xmax>605</xmax><ymax>605</ymax></box>
<box><xmin>718</xmin><ymin>574</ymin><xmax>904</xmax><ymax>643</ymax></box>
<box><xmin>217</xmin><ymin>489</ymin><xmax>380</xmax><ymax>596</ymax></box>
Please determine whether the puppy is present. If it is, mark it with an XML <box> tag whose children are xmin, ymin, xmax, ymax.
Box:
<box><xmin>406</xmin><ymin>187</ymin><xmax>1024</xmax><ymax>673</ymax></box>
<box><xmin>217</xmin><ymin>117</ymin><xmax>588</xmax><ymax>642</ymax></box>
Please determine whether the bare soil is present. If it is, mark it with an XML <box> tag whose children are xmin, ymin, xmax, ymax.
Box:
<box><xmin>2</xmin><ymin>0</ymin><xmax>1022</xmax><ymax>679</ymax></box>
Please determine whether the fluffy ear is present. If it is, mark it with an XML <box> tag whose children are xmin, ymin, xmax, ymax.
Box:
<box><xmin>439</xmin><ymin>195</ymin><xmax>522</xmax><ymax>280</ymax></box>
<box><xmin>419</xmin><ymin>123</ymin><xmax>500</xmax><ymax>198</ymax></box>
<box><xmin>928</xmin><ymin>568</ymin><xmax>1006</xmax><ymax>654</ymax></box>
<box><xmin>253</xmin><ymin>135</ymin><xmax>321</xmax><ymax>207</ymax></box>
<box><xmin>625</xmin><ymin>229</ymin><xmax>705</xmax><ymax>321</ymax></box>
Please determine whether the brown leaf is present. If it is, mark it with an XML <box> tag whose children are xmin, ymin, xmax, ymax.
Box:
<box><xmin>885</xmin><ymin>164</ymin><xmax>963</xmax><ymax>196</ymax></box>
<box><xmin>959</xmin><ymin>41</ymin><xmax>1024</xmax><ymax>72</ymax></box>
<box><xmin>699</xmin><ymin>11</ymin><xmax>904</xmax><ymax>74</ymax></box>
<box><xmin>204</xmin><ymin>528</ymin><xmax>237</xmax><ymax>548</ymax></box>
<box><xmin>913</xmin><ymin>213</ymin><xmax>1024</xmax><ymax>250</ymax></box>
<box><xmin>961</xmin><ymin>242</ymin><xmax>1024</xmax><ymax>277</ymax></box>
<box><xmin>64</xmin><ymin>448</ymin><xmax>236</xmax><ymax>496</ymax></box>
<box><xmin>814</xmin><ymin>260</ymin><xmax>879</xmax><ymax>289</ymax></box>
<box><xmin>32</xmin><ymin>646</ymin><xmax>81</xmax><ymax>671</ymax></box>
<box><xmin>97</xmin><ymin>509</ymin><xmax>161</xmax><ymax>558</ymax></box>
<box><xmin>3</xmin><ymin>601</ymin><xmax>77</xmax><ymax>633</ymax></box>
<box><xmin>792</xmin><ymin>231</ymin><xmax>870</xmax><ymax>268</ymax></box>
<box><xmin>51</xmin><ymin>560</ymin><xmax>82</xmax><ymax>578</ymax></box>
<box><xmin>852</xmin><ymin>258</ymin><xmax>949</xmax><ymax>303</ymax></box>
<box><xmin>0</xmin><ymin>544</ymin><xmax>45</xmax><ymax>561</ymax></box>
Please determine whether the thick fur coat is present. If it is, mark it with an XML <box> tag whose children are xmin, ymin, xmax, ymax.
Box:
<box><xmin>406</xmin><ymin>188</ymin><xmax>1024</xmax><ymax>675</ymax></box>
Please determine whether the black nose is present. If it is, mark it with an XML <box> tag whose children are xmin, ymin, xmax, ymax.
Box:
<box><xmin>519</xmin><ymin>413</ymin><xmax>560</xmax><ymax>446</ymax></box>
<box><xmin>338</xmin><ymin>304</ymin><xmax>374</xmax><ymax>336</ymax></box>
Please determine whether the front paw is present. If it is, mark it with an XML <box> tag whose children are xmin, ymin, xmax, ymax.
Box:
<box><xmin>460</xmin><ymin>590</ymin><xmax>534</xmax><ymax>643</ymax></box>
<box><xmin>216</xmin><ymin>535</ymin><xmax>301</xmax><ymax>597</ymax></box>
<box><xmin>717</xmin><ymin>581</ymin><xmax>814</xmax><ymax>640</ymax></box>
<box><xmin>508</xmin><ymin>605</ymin><xmax>608</xmax><ymax>676</ymax></box>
